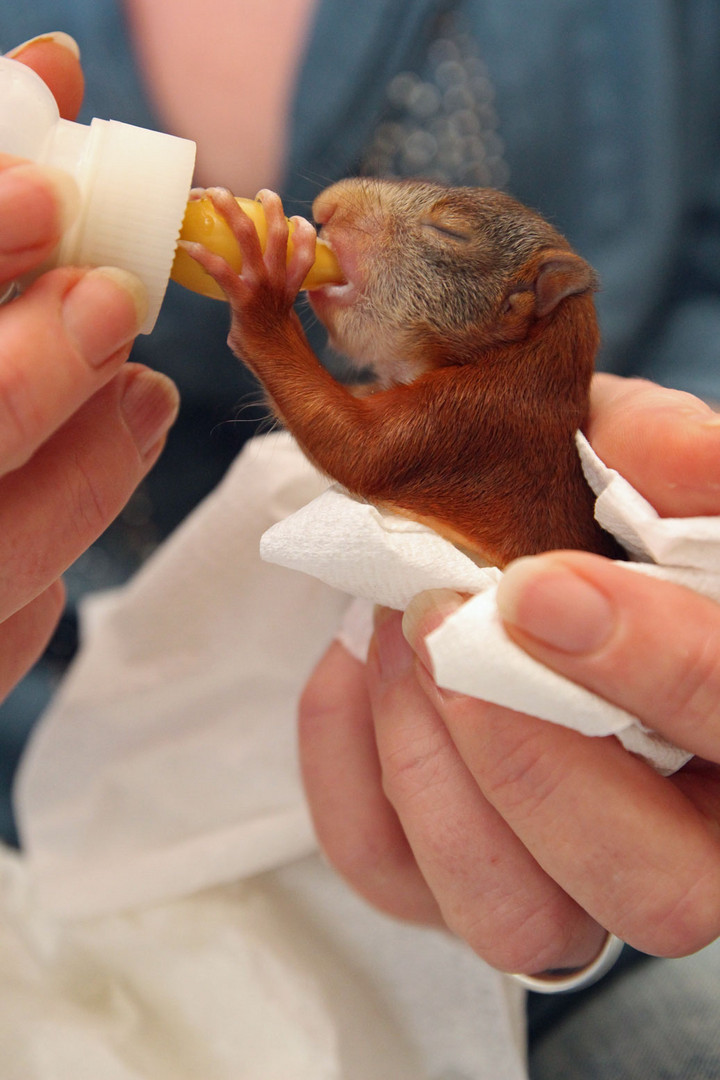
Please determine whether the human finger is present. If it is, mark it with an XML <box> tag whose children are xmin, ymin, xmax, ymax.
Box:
<box><xmin>496</xmin><ymin>551</ymin><xmax>720</xmax><ymax>763</ymax></box>
<box><xmin>0</xmin><ymin>363</ymin><xmax>179</xmax><ymax>622</ymax></box>
<box><xmin>298</xmin><ymin>638</ymin><xmax>442</xmax><ymax>924</ymax></box>
<box><xmin>588</xmin><ymin>373</ymin><xmax>720</xmax><ymax>517</ymax></box>
<box><xmin>0</xmin><ymin>159</ymin><xmax>80</xmax><ymax>284</ymax></box>
<box><xmin>368</xmin><ymin>608</ymin><xmax>607</xmax><ymax>973</ymax></box>
<box><xmin>7</xmin><ymin>31</ymin><xmax>84</xmax><ymax>119</ymax></box>
<box><xmin>0</xmin><ymin>580</ymin><xmax>65</xmax><ymax>702</ymax></box>
<box><xmin>403</xmin><ymin>591</ymin><xmax>720</xmax><ymax>961</ymax></box>
<box><xmin>0</xmin><ymin>265</ymin><xmax>147</xmax><ymax>474</ymax></box>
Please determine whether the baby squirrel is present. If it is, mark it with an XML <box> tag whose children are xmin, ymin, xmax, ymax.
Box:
<box><xmin>187</xmin><ymin>178</ymin><xmax>620</xmax><ymax>568</ymax></box>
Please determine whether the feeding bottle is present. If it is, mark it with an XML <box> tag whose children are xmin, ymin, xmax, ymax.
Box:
<box><xmin>0</xmin><ymin>56</ymin><xmax>341</xmax><ymax>333</ymax></box>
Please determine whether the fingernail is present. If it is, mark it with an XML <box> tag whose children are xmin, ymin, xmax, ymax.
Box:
<box><xmin>0</xmin><ymin>163</ymin><xmax>80</xmax><ymax>252</ymax></box>
<box><xmin>120</xmin><ymin>369</ymin><xmax>180</xmax><ymax>459</ymax></box>
<box><xmin>402</xmin><ymin>589</ymin><xmax>465</xmax><ymax>667</ymax></box>
<box><xmin>7</xmin><ymin>31</ymin><xmax>81</xmax><ymax>60</ymax></box>
<box><xmin>497</xmin><ymin>555</ymin><xmax>615</xmax><ymax>654</ymax></box>
<box><xmin>63</xmin><ymin>267</ymin><xmax>148</xmax><ymax>367</ymax></box>
<box><xmin>372</xmin><ymin>607</ymin><xmax>415</xmax><ymax>682</ymax></box>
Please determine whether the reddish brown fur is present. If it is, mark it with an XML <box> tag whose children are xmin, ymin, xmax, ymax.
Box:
<box><xmin>192</xmin><ymin>179</ymin><xmax>621</xmax><ymax>568</ymax></box>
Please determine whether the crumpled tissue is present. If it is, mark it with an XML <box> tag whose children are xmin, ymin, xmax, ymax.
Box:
<box><xmin>261</xmin><ymin>433</ymin><xmax>720</xmax><ymax>774</ymax></box>
<box><xmin>4</xmin><ymin>431</ymin><xmax>527</xmax><ymax>1080</ymax></box>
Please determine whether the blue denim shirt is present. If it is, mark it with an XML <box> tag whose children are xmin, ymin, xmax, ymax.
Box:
<box><xmin>288</xmin><ymin>0</ymin><xmax>720</xmax><ymax>398</ymax></box>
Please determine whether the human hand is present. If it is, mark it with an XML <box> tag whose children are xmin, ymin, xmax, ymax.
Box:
<box><xmin>298</xmin><ymin>374</ymin><xmax>720</xmax><ymax>975</ymax></box>
<box><xmin>0</xmin><ymin>35</ymin><xmax>179</xmax><ymax>701</ymax></box>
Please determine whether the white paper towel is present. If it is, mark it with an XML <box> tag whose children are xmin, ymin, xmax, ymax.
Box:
<box><xmin>261</xmin><ymin>484</ymin><xmax>502</xmax><ymax>611</ymax></box>
<box><xmin>261</xmin><ymin>433</ymin><xmax>720</xmax><ymax>774</ymax></box>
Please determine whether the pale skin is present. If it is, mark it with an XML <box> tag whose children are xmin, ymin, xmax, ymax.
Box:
<box><xmin>124</xmin><ymin>0</ymin><xmax>318</xmax><ymax>194</ymax></box>
<box><xmin>0</xmin><ymin>37</ymin><xmax>179</xmax><ymax>703</ymax></box>
<box><xmin>188</xmin><ymin>183</ymin><xmax>720</xmax><ymax>979</ymax></box>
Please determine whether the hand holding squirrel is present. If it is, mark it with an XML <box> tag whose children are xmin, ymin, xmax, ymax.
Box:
<box><xmin>188</xmin><ymin>179</ymin><xmax>621</xmax><ymax>566</ymax></box>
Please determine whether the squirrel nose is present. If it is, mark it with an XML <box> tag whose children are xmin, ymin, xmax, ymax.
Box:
<box><xmin>312</xmin><ymin>187</ymin><xmax>339</xmax><ymax>226</ymax></box>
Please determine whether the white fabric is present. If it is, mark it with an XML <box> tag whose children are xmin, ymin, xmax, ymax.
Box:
<box><xmin>0</xmin><ymin>847</ymin><xmax>526</xmax><ymax>1080</ymax></box>
<box><xmin>16</xmin><ymin>433</ymin><xmax>338</xmax><ymax>916</ymax></box>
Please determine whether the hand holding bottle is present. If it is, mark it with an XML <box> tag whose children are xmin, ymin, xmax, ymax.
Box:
<box><xmin>0</xmin><ymin>34</ymin><xmax>179</xmax><ymax>702</ymax></box>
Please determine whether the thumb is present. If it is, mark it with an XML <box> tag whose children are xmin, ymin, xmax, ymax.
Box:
<box><xmin>7</xmin><ymin>32</ymin><xmax>84</xmax><ymax>120</ymax></box>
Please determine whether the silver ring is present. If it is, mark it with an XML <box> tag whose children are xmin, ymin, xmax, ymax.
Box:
<box><xmin>0</xmin><ymin>281</ymin><xmax>20</xmax><ymax>305</ymax></box>
<box><xmin>509</xmin><ymin>932</ymin><xmax>625</xmax><ymax>994</ymax></box>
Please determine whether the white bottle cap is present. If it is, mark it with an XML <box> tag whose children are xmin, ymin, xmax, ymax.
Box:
<box><xmin>49</xmin><ymin>118</ymin><xmax>196</xmax><ymax>333</ymax></box>
<box><xmin>0</xmin><ymin>57</ymin><xmax>197</xmax><ymax>333</ymax></box>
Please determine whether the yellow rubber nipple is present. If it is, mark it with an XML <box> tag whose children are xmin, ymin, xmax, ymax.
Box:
<box><xmin>171</xmin><ymin>195</ymin><xmax>343</xmax><ymax>299</ymax></box>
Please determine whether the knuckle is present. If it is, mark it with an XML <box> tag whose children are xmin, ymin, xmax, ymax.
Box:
<box><xmin>453</xmin><ymin>889</ymin><xmax>593</xmax><ymax>975</ymax></box>
<box><xmin>480</xmin><ymin>723</ymin><xmax>567</xmax><ymax>823</ymax></box>
<box><xmin>322</xmin><ymin>815</ymin><xmax>392</xmax><ymax>886</ymax></box>
<box><xmin>634</xmin><ymin>864</ymin><xmax>720</xmax><ymax>957</ymax></box>
<box><xmin>0</xmin><ymin>351</ymin><xmax>44</xmax><ymax>469</ymax></box>
<box><xmin>317</xmin><ymin>822</ymin><xmax>438</xmax><ymax>925</ymax></box>
<box><xmin>297</xmin><ymin>675</ymin><xmax>336</xmax><ymax>742</ymax></box>
<box><xmin>379</xmin><ymin>728</ymin><xmax>453</xmax><ymax>809</ymax></box>
<box><xmin>64</xmin><ymin>455</ymin><xmax>113</xmax><ymax>538</ymax></box>
<box><xmin>660</xmin><ymin>626</ymin><xmax>720</xmax><ymax>737</ymax></box>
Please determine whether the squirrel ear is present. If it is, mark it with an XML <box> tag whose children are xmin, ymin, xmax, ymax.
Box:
<box><xmin>532</xmin><ymin>251</ymin><xmax>598</xmax><ymax>318</ymax></box>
